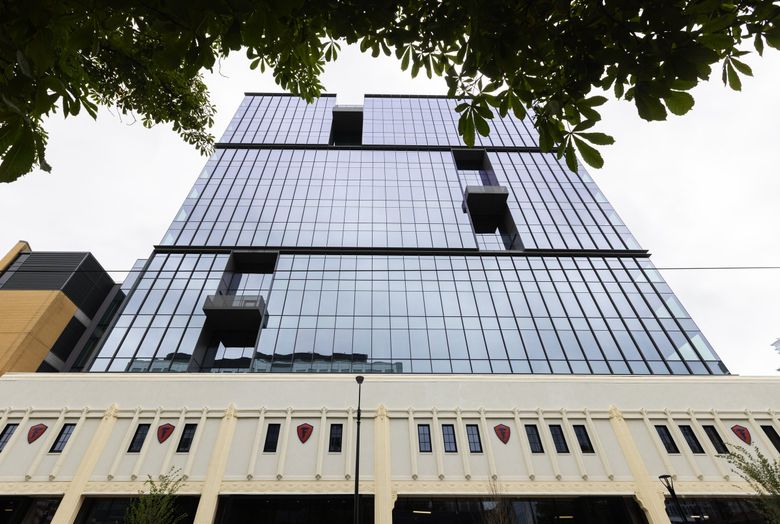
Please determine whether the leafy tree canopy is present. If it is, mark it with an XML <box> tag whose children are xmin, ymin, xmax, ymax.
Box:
<box><xmin>1</xmin><ymin>0</ymin><xmax>779</xmax><ymax>182</ymax></box>
<box><xmin>725</xmin><ymin>445</ymin><xmax>780</xmax><ymax>522</ymax></box>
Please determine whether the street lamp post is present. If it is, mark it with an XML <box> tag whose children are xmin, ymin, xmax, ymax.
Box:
<box><xmin>353</xmin><ymin>375</ymin><xmax>364</xmax><ymax>524</ymax></box>
<box><xmin>659</xmin><ymin>474</ymin><xmax>689</xmax><ymax>523</ymax></box>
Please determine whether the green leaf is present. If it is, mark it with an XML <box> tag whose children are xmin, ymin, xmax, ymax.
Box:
<box><xmin>538</xmin><ymin>123</ymin><xmax>554</xmax><ymax>152</ymax></box>
<box><xmin>572</xmin><ymin>120</ymin><xmax>596</xmax><ymax>132</ymax></box>
<box><xmin>726</xmin><ymin>61</ymin><xmax>742</xmax><ymax>91</ymax></box>
<box><xmin>573</xmin><ymin>136</ymin><xmax>604</xmax><ymax>169</ymax></box>
<box><xmin>663</xmin><ymin>90</ymin><xmax>695</xmax><ymax>116</ymax></box>
<box><xmin>754</xmin><ymin>34</ymin><xmax>764</xmax><ymax>56</ymax></box>
<box><xmin>698</xmin><ymin>34</ymin><xmax>733</xmax><ymax>50</ymax></box>
<box><xmin>411</xmin><ymin>59</ymin><xmax>420</xmax><ymax>78</ymax></box>
<box><xmin>400</xmin><ymin>49</ymin><xmax>410</xmax><ymax>71</ymax></box>
<box><xmin>577</xmin><ymin>132</ymin><xmax>615</xmax><ymax>146</ymax></box>
<box><xmin>580</xmin><ymin>95</ymin><xmax>607</xmax><ymax>107</ymax></box>
<box><xmin>16</xmin><ymin>50</ymin><xmax>33</xmax><ymax>78</ymax></box>
<box><xmin>765</xmin><ymin>28</ymin><xmax>780</xmax><ymax>50</ymax></box>
<box><xmin>729</xmin><ymin>57</ymin><xmax>753</xmax><ymax>76</ymax></box>
<box><xmin>509</xmin><ymin>93</ymin><xmax>526</xmax><ymax>120</ymax></box>
<box><xmin>461</xmin><ymin>115</ymin><xmax>475</xmax><ymax>146</ymax></box>
<box><xmin>473</xmin><ymin>113</ymin><xmax>490</xmax><ymax>137</ymax></box>
<box><xmin>635</xmin><ymin>94</ymin><xmax>667</xmax><ymax>121</ymax></box>
<box><xmin>0</xmin><ymin>125</ymin><xmax>36</xmax><ymax>183</ymax></box>
<box><xmin>564</xmin><ymin>141</ymin><xmax>578</xmax><ymax>173</ymax></box>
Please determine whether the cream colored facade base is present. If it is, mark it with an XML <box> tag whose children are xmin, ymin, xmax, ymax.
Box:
<box><xmin>0</xmin><ymin>373</ymin><xmax>778</xmax><ymax>524</ymax></box>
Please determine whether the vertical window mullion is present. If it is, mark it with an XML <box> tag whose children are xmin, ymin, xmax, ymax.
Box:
<box><xmin>466</xmin><ymin>424</ymin><xmax>482</xmax><ymax>453</ymax></box>
<box><xmin>702</xmin><ymin>425</ymin><xmax>728</xmax><ymax>454</ymax></box>
<box><xmin>417</xmin><ymin>424</ymin><xmax>432</xmax><ymax>453</ymax></box>
<box><xmin>328</xmin><ymin>423</ymin><xmax>343</xmax><ymax>452</ymax></box>
<box><xmin>573</xmin><ymin>424</ymin><xmax>595</xmax><ymax>454</ymax></box>
<box><xmin>549</xmin><ymin>424</ymin><xmax>569</xmax><ymax>453</ymax></box>
<box><xmin>50</xmin><ymin>423</ymin><xmax>77</xmax><ymax>454</ymax></box>
<box><xmin>176</xmin><ymin>423</ymin><xmax>198</xmax><ymax>453</ymax></box>
<box><xmin>525</xmin><ymin>424</ymin><xmax>544</xmax><ymax>453</ymax></box>
<box><xmin>0</xmin><ymin>423</ymin><xmax>19</xmax><ymax>452</ymax></box>
<box><xmin>655</xmin><ymin>425</ymin><xmax>680</xmax><ymax>454</ymax></box>
<box><xmin>441</xmin><ymin>424</ymin><xmax>457</xmax><ymax>453</ymax></box>
<box><xmin>128</xmin><ymin>424</ymin><xmax>150</xmax><ymax>453</ymax></box>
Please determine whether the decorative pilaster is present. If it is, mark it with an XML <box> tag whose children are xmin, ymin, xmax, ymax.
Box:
<box><xmin>193</xmin><ymin>404</ymin><xmax>237</xmax><ymax>524</ymax></box>
<box><xmin>50</xmin><ymin>405</ymin><xmax>118</xmax><ymax>524</ymax></box>
<box><xmin>374</xmin><ymin>405</ymin><xmax>393</xmax><ymax>524</ymax></box>
<box><xmin>608</xmin><ymin>406</ymin><xmax>670</xmax><ymax>524</ymax></box>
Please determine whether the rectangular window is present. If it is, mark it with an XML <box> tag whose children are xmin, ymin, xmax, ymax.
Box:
<box><xmin>0</xmin><ymin>423</ymin><xmax>18</xmax><ymax>452</ymax></box>
<box><xmin>128</xmin><ymin>424</ymin><xmax>150</xmax><ymax>453</ymax></box>
<box><xmin>176</xmin><ymin>423</ymin><xmax>197</xmax><ymax>453</ymax></box>
<box><xmin>703</xmin><ymin>425</ymin><xmax>728</xmax><ymax>454</ymax></box>
<box><xmin>573</xmin><ymin>425</ymin><xmax>595</xmax><ymax>453</ymax></box>
<box><xmin>655</xmin><ymin>425</ymin><xmax>680</xmax><ymax>454</ymax></box>
<box><xmin>442</xmin><ymin>424</ymin><xmax>457</xmax><ymax>453</ymax></box>
<box><xmin>525</xmin><ymin>424</ymin><xmax>544</xmax><ymax>453</ymax></box>
<box><xmin>328</xmin><ymin>424</ymin><xmax>343</xmax><ymax>453</ymax></box>
<box><xmin>263</xmin><ymin>423</ymin><xmax>281</xmax><ymax>453</ymax></box>
<box><xmin>50</xmin><ymin>423</ymin><xmax>76</xmax><ymax>453</ymax></box>
<box><xmin>466</xmin><ymin>424</ymin><xmax>482</xmax><ymax>453</ymax></box>
<box><xmin>549</xmin><ymin>424</ymin><xmax>569</xmax><ymax>453</ymax></box>
<box><xmin>762</xmin><ymin>425</ymin><xmax>780</xmax><ymax>453</ymax></box>
<box><xmin>418</xmin><ymin>424</ymin><xmax>432</xmax><ymax>453</ymax></box>
<box><xmin>679</xmin><ymin>425</ymin><xmax>704</xmax><ymax>454</ymax></box>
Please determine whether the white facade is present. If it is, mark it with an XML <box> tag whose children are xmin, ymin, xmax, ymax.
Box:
<box><xmin>1</xmin><ymin>373</ymin><xmax>779</xmax><ymax>523</ymax></box>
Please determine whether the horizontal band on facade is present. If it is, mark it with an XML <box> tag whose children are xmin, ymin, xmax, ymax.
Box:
<box><xmin>364</xmin><ymin>93</ymin><xmax>465</xmax><ymax>99</ymax></box>
<box><xmin>243</xmin><ymin>92</ymin><xmax>337</xmax><ymax>97</ymax></box>
<box><xmin>214</xmin><ymin>143</ymin><xmax>542</xmax><ymax>153</ymax></box>
<box><xmin>241</xmin><ymin>93</ymin><xmax>465</xmax><ymax>100</ymax></box>
<box><xmin>151</xmin><ymin>245</ymin><xmax>651</xmax><ymax>258</ymax></box>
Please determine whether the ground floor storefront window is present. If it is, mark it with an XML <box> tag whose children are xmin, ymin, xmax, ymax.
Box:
<box><xmin>214</xmin><ymin>494</ymin><xmax>374</xmax><ymax>523</ymax></box>
<box><xmin>0</xmin><ymin>497</ymin><xmax>60</xmax><ymax>524</ymax></box>
<box><xmin>74</xmin><ymin>496</ymin><xmax>198</xmax><ymax>524</ymax></box>
<box><xmin>666</xmin><ymin>497</ymin><xmax>765</xmax><ymax>523</ymax></box>
<box><xmin>393</xmin><ymin>496</ymin><xmax>646</xmax><ymax>524</ymax></box>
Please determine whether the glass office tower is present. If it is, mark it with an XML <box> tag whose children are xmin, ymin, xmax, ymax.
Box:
<box><xmin>88</xmin><ymin>94</ymin><xmax>727</xmax><ymax>377</ymax></box>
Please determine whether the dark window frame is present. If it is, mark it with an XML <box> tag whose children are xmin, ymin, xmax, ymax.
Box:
<box><xmin>128</xmin><ymin>423</ymin><xmax>151</xmax><ymax>453</ymax></box>
<box><xmin>573</xmin><ymin>424</ymin><xmax>595</xmax><ymax>454</ymax></box>
<box><xmin>655</xmin><ymin>425</ymin><xmax>680</xmax><ymax>454</ymax></box>
<box><xmin>525</xmin><ymin>424</ymin><xmax>544</xmax><ymax>453</ymax></box>
<box><xmin>702</xmin><ymin>425</ymin><xmax>728</xmax><ymax>454</ymax></box>
<box><xmin>328</xmin><ymin>423</ymin><xmax>343</xmax><ymax>453</ymax></box>
<box><xmin>442</xmin><ymin>424</ymin><xmax>458</xmax><ymax>453</ymax></box>
<box><xmin>50</xmin><ymin>423</ymin><xmax>77</xmax><ymax>454</ymax></box>
<box><xmin>549</xmin><ymin>424</ymin><xmax>569</xmax><ymax>453</ymax></box>
<box><xmin>418</xmin><ymin>424</ymin><xmax>432</xmax><ymax>453</ymax></box>
<box><xmin>0</xmin><ymin>423</ymin><xmax>18</xmax><ymax>452</ymax></box>
<box><xmin>176</xmin><ymin>423</ymin><xmax>198</xmax><ymax>453</ymax></box>
<box><xmin>263</xmin><ymin>423</ymin><xmax>281</xmax><ymax>453</ymax></box>
<box><xmin>465</xmin><ymin>424</ymin><xmax>482</xmax><ymax>453</ymax></box>
<box><xmin>761</xmin><ymin>425</ymin><xmax>780</xmax><ymax>453</ymax></box>
<box><xmin>679</xmin><ymin>425</ymin><xmax>705</xmax><ymax>454</ymax></box>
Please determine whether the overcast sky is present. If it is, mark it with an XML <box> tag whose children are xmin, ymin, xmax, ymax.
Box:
<box><xmin>1</xmin><ymin>46</ymin><xmax>778</xmax><ymax>376</ymax></box>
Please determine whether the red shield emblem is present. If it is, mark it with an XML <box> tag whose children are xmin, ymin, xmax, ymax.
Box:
<box><xmin>157</xmin><ymin>423</ymin><xmax>175</xmax><ymax>443</ymax></box>
<box><xmin>297</xmin><ymin>423</ymin><xmax>313</xmax><ymax>443</ymax></box>
<box><xmin>494</xmin><ymin>424</ymin><xmax>511</xmax><ymax>444</ymax></box>
<box><xmin>27</xmin><ymin>424</ymin><xmax>47</xmax><ymax>444</ymax></box>
<box><xmin>731</xmin><ymin>424</ymin><xmax>751</xmax><ymax>445</ymax></box>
